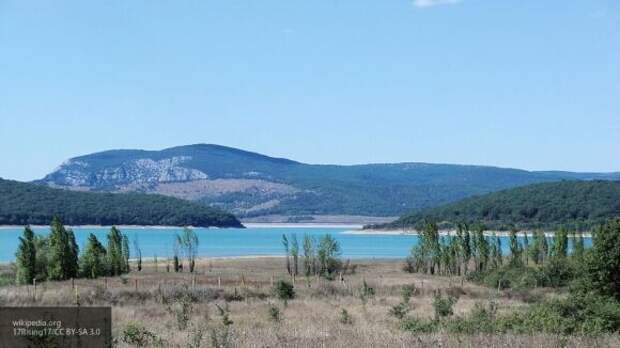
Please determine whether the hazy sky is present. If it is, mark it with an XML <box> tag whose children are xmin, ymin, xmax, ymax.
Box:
<box><xmin>1</xmin><ymin>0</ymin><xmax>619</xmax><ymax>181</ymax></box>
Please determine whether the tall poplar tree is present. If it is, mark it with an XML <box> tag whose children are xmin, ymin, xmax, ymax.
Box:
<box><xmin>15</xmin><ymin>226</ymin><xmax>36</xmax><ymax>284</ymax></box>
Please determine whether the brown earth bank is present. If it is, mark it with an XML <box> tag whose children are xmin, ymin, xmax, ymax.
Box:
<box><xmin>1</xmin><ymin>257</ymin><xmax>618</xmax><ymax>348</ymax></box>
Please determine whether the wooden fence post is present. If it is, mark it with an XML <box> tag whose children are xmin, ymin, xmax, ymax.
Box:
<box><xmin>218</xmin><ymin>276</ymin><xmax>221</xmax><ymax>289</ymax></box>
<box><xmin>134</xmin><ymin>279</ymin><xmax>138</xmax><ymax>292</ymax></box>
<box><xmin>71</xmin><ymin>278</ymin><xmax>75</xmax><ymax>290</ymax></box>
<box><xmin>32</xmin><ymin>279</ymin><xmax>37</xmax><ymax>302</ymax></box>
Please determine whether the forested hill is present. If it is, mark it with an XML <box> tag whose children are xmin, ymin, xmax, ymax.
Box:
<box><xmin>373</xmin><ymin>181</ymin><xmax>620</xmax><ymax>231</ymax></box>
<box><xmin>0</xmin><ymin>178</ymin><xmax>242</xmax><ymax>227</ymax></box>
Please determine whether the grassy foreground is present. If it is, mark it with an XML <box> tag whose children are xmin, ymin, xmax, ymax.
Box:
<box><xmin>1</xmin><ymin>257</ymin><xmax>618</xmax><ymax>348</ymax></box>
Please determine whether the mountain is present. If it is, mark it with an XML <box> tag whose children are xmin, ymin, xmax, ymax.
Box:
<box><xmin>0</xmin><ymin>178</ymin><xmax>242</xmax><ymax>227</ymax></box>
<box><xmin>37</xmin><ymin>144</ymin><xmax>620</xmax><ymax>218</ymax></box>
<box><xmin>373</xmin><ymin>180</ymin><xmax>620</xmax><ymax>231</ymax></box>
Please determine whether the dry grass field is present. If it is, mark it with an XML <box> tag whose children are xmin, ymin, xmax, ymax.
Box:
<box><xmin>1</xmin><ymin>257</ymin><xmax>618</xmax><ymax>348</ymax></box>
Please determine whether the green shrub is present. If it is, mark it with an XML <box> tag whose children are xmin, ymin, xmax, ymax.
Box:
<box><xmin>432</xmin><ymin>294</ymin><xmax>457</xmax><ymax>319</ymax></box>
<box><xmin>223</xmin><ymin>288</ymin><xmax>244</xmax><ymax>302</ymax></box>
<box><xmin>401</xmin><ymin>284</ymin><xmax>417</xmax><ymax>303</ymax></box>
<box><xmin>273</xmin><ymin>280</ymin><xmax>295</xmax><ymax>301</ymax></box>
<box><xmin>339</xmin><ymin>309</ymin><xmax>353</xmax><ymax>325</ymax></box>
<box><xmin>211</xmin><ymin>304</ymin><xmax>233</xmax><ymax>348</ymax></box>
<box><xmin>389</xmin><ymin>302</ymin><xmax>410</xmax><ymax>320</ymax></box>
<box><xmin>359</xmin><ymin>280</ymin><xmax>375</xmax><ymax>304</ymax></box>
<box><xmin>401</xmin><ymin>318</ymin><xmax>437</xmax><ymax>333</ymax></box>
<box><xmin>540</xmin><ymin>257</ymin><xmax>575</xmax><ymax>288</ymax></box>
<box><xmin>121</xmin><ymin>322</ymin><xmax>160</xmax><ymax>348</ymax></box>
<box><xmin>445</xmin><ymin>302</ymin><xmax>498</xmax><ymax>334</ymax></box>
<box><xmin>268</xmin><ymin>304</ymin><xmax>281</xmax><ymax>323</ymax></box>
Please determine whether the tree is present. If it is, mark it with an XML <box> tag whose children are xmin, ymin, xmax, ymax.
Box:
<box><xmin>67</xmin><ymin>229</ymin><xmax>79</xmax><ymax>278</ymax></box>
<box><xmin>522</xmin><ymin>232</ymin><xmax>530</xmax><ymax>265</ymax></box>
<box><xmin>579</xmin><ymin>219</ymin><xmax>620</xmax><ymax>300</ymax></box>
<box><xmin>302</xmin><ymin>234</ymin><xmax>316</xmax><ymax>276</ymax></box>
<box><xmin>474</xmin><ymin>225</ymin><xmax>489</xmax><ymax>271</ymax></box>
<box><xmin>122</xmin><ymin>234</ymin><xmax>130</xmax><ymax>273</ymax></box>
<box><xmin>47</xmin><ymin>217</ymin><xmax>78</xmax><ymax>280</ymax></box>
<box><xmin>461</xmin><ymin>224</ymin><xmax>471</xmax><ymax>274</ymax></box>
<box><xmin>172</xmin><ymin>235</ymin><xmax>181</xmax><ymax>272</ymax></box>
<box><xmin>572</xmin><ymin>231</ymin><xmax>585</xmax><ymax>261</ymax></box>
<box><xmin>178</xmin><ymin>227</ymin><xmax>199</xmax><ymax>273</ymax></box>
<box><xmin>290</xmin><ymin>234</ymin><xmax>299</xmax><ymax>276</ymax></box>
<box><xmin>79</xmin><ymin>234</ymin><xmax>107</xmax><ymax>278</ymax></box>
<box><xmin>420</xmin><ymin>221</ymin><xmax>441</xmax><ymax>274</ymax></box>
<box><xmin>490</xmin><ymin>233</ymin><xmax>502</xmax><ymax>269</ymax></box>
<box><xmin>553</xmin><ymin>227</ymin><xmax>569</xmax><ymax>258</ymax></box>
<box><xmin>33</xmin><ymin>235</ymin><xmax>49</xmax><ymax>281</ymax></box>
<box><xmin>541</xmin><ymin>232</ymin><xmax>550</xmax><ymax>262</ymax></box>
<box><xmin>106</xmin><ymin>226</ymin><xmax>125</xmax><ymax>276</ymax></box>
<box><xmin>317</xmin><ymin>234</ymin><xmax>341</xmax><ymax>277</ymax></box>
<box><xmin>509</xmin><ymin>228</ymin><xmax>522</xmax><ymax>266</ymax></box>
<box><xmin>15</xmin><ymin>226</ymin><xmax>36</xmax><ymax>284</ymax></box>
<box><xmin>530</xmin><ymin>230</ymin><xmax>544</xmax><ymax>264</ymax></box>
<box><xmin>133</xmin><ymin>236</ymin><xmax>142</xmax><ymax>272</ymax></box>
<box><xmin>282</xmin><ymin>234</ymin><xmax>291</xmax><ymax>276</ymax></box>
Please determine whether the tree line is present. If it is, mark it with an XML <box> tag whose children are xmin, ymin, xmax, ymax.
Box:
<box><xmin>15</xmin><ymin>219</ymin><xmax>203</xmax><ymax>284</ymax></box>
<box><xmin>281</xmin><ymin>233</ymin><xmax>353</xmax><ymax>280</ymax></box>
<box><xmin>400</xmin><ymin>218</ymin><xmax>620</xmax><ymax>335</ymax></box>
<box><xmin>15</xmin><ymin>217</ymin><xmax>131</xmax><ymax>284</ymax></box>
<box><xmin>405</xmin><ymin>221</ymin><xmax>585</xmax><ymax>279</ymax></box>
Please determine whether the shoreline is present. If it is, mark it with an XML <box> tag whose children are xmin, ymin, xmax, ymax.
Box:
<box><xmin>0</xmin><ymin>223</ymin><xmax>364</xmax><ymax>230</ymax></box>
<box><xmin>242</xmin><ymin>222</ymin><xmax>363</xmax><ymax>229</ymax></box>
<box><xmin>345</xmin><ymin>229</ymin><xmax>593</xmax><ymax>238</ymax></box>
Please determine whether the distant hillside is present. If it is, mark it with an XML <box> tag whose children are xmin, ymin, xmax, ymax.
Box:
<box><xmin>374</xmin><ymin>181</ymin><xmax>620</xmax><ymax>231</ymax></box>
<box><xmin>0</xmin><ymin>179</ymin><xmax>242</xmax><ymax>227</ymax></box>
<box><xmin>37</xmin><ymin>144</ymin><xmax>620</xmax><ymax>218</ymax></box>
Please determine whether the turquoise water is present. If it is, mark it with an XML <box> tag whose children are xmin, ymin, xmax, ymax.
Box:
<box><xmin>0</xmin><ymin>226</ymin><xmax>591</xmax><ymax>262</ymax></box>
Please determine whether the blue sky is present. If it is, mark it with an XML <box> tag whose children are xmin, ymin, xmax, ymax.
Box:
<box><xmin>1</xmin><ymin>0</ymin><xmax>619</xmax><ymax>181</ymax></box>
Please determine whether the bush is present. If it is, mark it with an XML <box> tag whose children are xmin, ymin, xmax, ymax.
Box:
<box><xmin>444</xmin><ymin>302</ymin><xmax>498</xmax><ymax>334</ymax></box>
<box><xmin>223</xmin><ymin>288</ymin><xmax>244</xmax><ymax>302</ymax></box>
<box><xmin>121</xmin><ymin>322</ymin><xmax>160</xmax><ymax>348</ymax></box>
<box><xmin>432</xmin><ymin>294</ymin><xmax>457</xmax><ymax>319</ymax></box>
<box><xmin>408</xmin><ymin>294</ymin><xmax>620</xmax><ymax>335</ymax></box>
<box><xmin>359</xmin><ymin>280</ymin><xmax>375</xmax><ymax>304</ymax></box>
<box><xmin>401</xmin><ymin>318</ymin><xmax>437</xmax><ymax>333</ymax></box>
<box><xmin>339</xmin><ymin>309</ymin><xmax>353</xmax><ymax>325</ymax></box>
<box><xmin>401</xmin><ymin>284</ymin><xmax>417</xmax><ymax>303</ymax></box>
<box><xmin>389</xmin><ymin>302</ymin><xmax>410</xmax><ymax>320</ymax></box>
<box><xmin>268</xmin><ymin>304</ymin><xmax>281</xmax><ymax>323</ymax></box>
<box><xmin>540</xmin><ymin>257</ymin><xmax>575</xmax><ymax>288</ymax></box>
<box><xmin>468</xmin><ymin>264</ymin><xmax>545</xmax><ymax>290</ymax></box>
<box><xmin>273</xmin><ymin>280</ymin><xmax>295</xmax><ymax>301</ymax></box>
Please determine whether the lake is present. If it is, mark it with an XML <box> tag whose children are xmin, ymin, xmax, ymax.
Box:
<box><xmin>0</xmin><ymin>226</ymin><xmax>591</xmax><ymax>262</ymax></box>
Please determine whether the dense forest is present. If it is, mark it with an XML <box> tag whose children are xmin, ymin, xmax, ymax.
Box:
<box><xmin>0</xmin><ymin>179</ymin><xmax>242</xmax><ymax>227</ymax></box>
<box><xmin>374</xmin><ymin>180</ymin><xmax>620</xmax><ymax>231</ymax></box>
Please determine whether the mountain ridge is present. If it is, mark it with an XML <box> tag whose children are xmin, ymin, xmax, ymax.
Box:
<box><xmin>36</xmin><ymin>144</ymin><xmax>620</xmax><ymax>218</ymax></box>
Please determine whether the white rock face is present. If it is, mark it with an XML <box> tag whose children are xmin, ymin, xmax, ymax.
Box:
<box><xmin>48</xmin><ymin>156</ymin><xmax>208</xmax><ymax>187</ymax></box>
